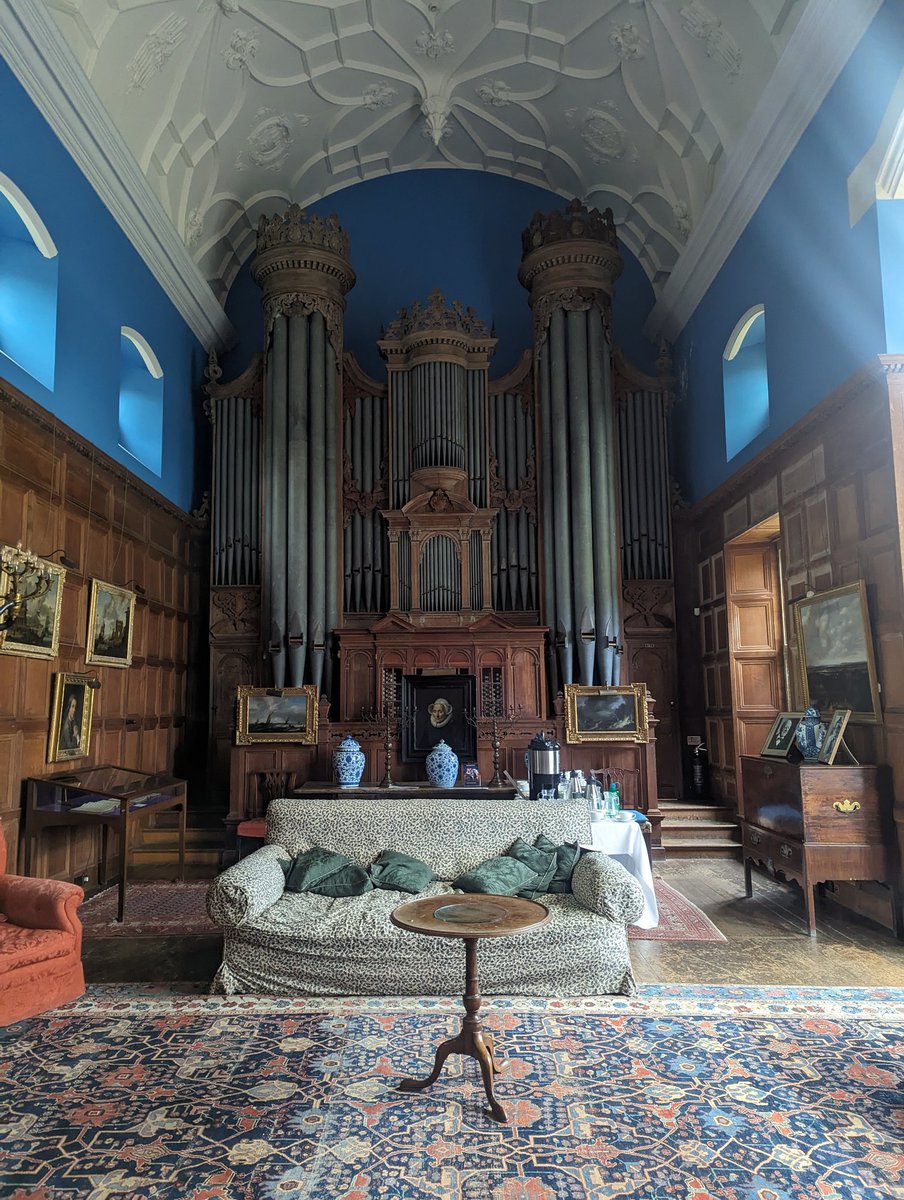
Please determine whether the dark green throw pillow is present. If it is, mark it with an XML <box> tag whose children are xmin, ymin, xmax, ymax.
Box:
<box><xmin>370</xmin><ymin>849</ymin><xmax>435</xmax><ymax>894</ymax></box>
<box><xmin>284</xmin><ymin>846</ymin><xmax>373</xmax><ymax>897</ymax></box>
<box><xmin>533</xmin><ymin>834</ymin><xmax>581</xmax><ymax>893</ymax></box>
<box><xmin>453</xmin><ymin>855</ymin><xmax>540</xmax><ymax>896</ymax></box>
<box><xmin>504</xmin><ymin>837</ymin><xmax>557</xmax><ymax>897</ymax></box>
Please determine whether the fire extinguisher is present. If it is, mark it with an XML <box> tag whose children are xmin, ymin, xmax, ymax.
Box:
<box><xmin>692</xmin><ymin>743</ymin><xmax>709</xmax><ymax>799</ymax></box>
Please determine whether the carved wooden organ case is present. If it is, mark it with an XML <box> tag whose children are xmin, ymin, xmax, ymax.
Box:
<box><xmin>205</xmin><ymin>200</ymin><xmax>681</xmax><ymax>798</ymax></box>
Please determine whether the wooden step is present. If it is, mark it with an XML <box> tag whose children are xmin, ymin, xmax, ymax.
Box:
<box><xmin>661</xmin><ymin>839</ymin><xmax>744</xmax><ymax>859</ymax></box>
<box><xmin>659</xmin><ymin>801</ymin><xmax>737</xmax><ymax>822</ymax></box>
<box><xmin>660</xmin><ymin>819</ymin><xmax>741</xmax><ymax>841</ymax></box>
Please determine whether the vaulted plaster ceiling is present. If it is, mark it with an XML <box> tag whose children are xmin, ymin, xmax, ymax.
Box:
<box><xmin>0</xmin><ymin>0</ymin><xmax>880</xmax><ymax>347</ymax></box>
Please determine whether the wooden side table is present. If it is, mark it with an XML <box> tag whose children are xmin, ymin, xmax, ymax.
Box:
<box><xmin>390</xmin><ymin>894</ymin><xmax>549</xmax><ymax>1123</ymax></box>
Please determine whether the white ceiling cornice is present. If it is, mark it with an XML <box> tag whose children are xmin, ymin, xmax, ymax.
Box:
<box><xmin>0</xmin><ymin>0</ymin><xmax>235</xmax><ymax>351</ymax></box>
<box><xmin>645</xmin><ymin>0</ymin><xmax>883</xmax><ymax>344</ymax></box>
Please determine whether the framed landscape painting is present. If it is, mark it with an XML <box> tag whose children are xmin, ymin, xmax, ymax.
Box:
<box><xmin>564</xmin><ymin>683</ymin><xmax>649</xmax><ymax>744</ymax></box>
<box><xmin>0</xmin><ymin>553</ymin><xmax>65</xmax><ymax>659</ymax></box>
<box><xmin>86</xmin><ymin>580</ymin><xmax>135</xmax><ymax>668</ymax></box>
<box><xmin>236</xmin><ymin>685</ymin><xmax>318</xmax><ymax>744</ymax></box>
<box><xmin>48</xmin><ymin>672</ymin><xmax>95</xmax><ymax>762</ymax></box>
<box><xmin>793</xmin><ymin>581</ymin><xmax>880</xmax><ymax>723</ymax></box>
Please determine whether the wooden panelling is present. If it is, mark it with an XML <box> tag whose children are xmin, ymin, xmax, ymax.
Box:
<box><xmin>0</xmin><ymin>378</ymin><xmax>206</xmax><ymax>876</ymax></box>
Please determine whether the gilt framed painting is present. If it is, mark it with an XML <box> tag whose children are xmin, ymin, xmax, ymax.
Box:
<box><xmin>0</xmin><ymin>552</ymin><xmax>65</xmax><ymax>660</ymax></box>
<box><xmin>48</xmin><ymin>672</ymin><xmax>95</xmax><ymax>763</ymax></box>
<box><xmin>793</xmin><ymin>581</ymin><xmax>880</xmax><ymax>723</ymax></box>
<box><xmin>564</xmin><ymin>684</ymin><xmax>649</xmax><ymax>744</ymax></box>
<box><xmin>86</xmin><ymin>580</ymin><xmax>135</xmax><ymax>668</ymax></box>
<box><xmin>235</xmin><ymin>685</ymin><xmax>319</xmax><ymax>745</ymax></box>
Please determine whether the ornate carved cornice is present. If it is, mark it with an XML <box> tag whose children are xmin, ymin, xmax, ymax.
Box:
<box><xmin>519</xmin><ymin>200</ymin><xmax>623</xmax><ymax>346</ymax></box>
<box><xmin>489</xmin><ymin>448</ymin><xmax>537</xmax><ymax>525</ymax></box>
<box><xmin>378</xmin><ymin>289</ymin><xmax>497</xmax><ymax>369</ymax></box>
<box><xmin>251</xmin><ymin>204</ymin><xmax>355</xmax><ymax>356</ymax></box>
<box><xmin>204</xmin><ymin>351</ymin><xmax>264</xmax><ymax>414</ymax></box>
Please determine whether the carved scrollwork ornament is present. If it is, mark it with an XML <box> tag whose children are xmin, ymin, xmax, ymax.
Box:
<box><xmin>264</xmin><ymin>292</ymin><xmax>345</xmax><ymax>357</ymax></box>
<box><xmin>488</xmin><ymin>448</ymin><xmax>538</xmax><ymax>525</ymax></box>
<box><xmin>531</xmin><ymin>287</ymin><xmax>609</xmax><ymax>347</ymax></box>
<box><xmin>342</xmin><ymin>451</ymin><xmax>387</xmax><ymax>528</ymax></box>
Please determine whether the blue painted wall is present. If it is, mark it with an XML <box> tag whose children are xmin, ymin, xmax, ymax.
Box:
<box><xmin>0</xmin><ymin>58</ymin><xmax>205</xmax><ymax>511</ymax></box>
<box><xmin>223</xmin><ymin>171</ymin><xmax>659</xmax><ymax>384</ymax></box>
<box><xmin>672</xmin><ymin>0</ymin><xmax>903</xmax><ymax>505</ymax></box>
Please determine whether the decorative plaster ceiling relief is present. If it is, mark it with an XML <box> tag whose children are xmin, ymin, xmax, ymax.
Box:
<box><xmin>44</xmin><ymin>0</ymin><xmax>805</xmax><ymax>302</ymax></box>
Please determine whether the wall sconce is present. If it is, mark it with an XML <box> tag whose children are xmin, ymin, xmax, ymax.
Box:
<box><xmin>266</xmin><ymin>688</ymin><xmax>284</xmax><ymax>698</ymax></box>
<box><xmin>42</xmin><ymin>548</ymin><xmax>79</xmax><ymax>570</ymax></box>
<box><xmin>86</xmin><ymin>675</ymin><xmax>102</xmax><ymax>690</ymax></box>
<box><xmin>124</xmin><ymin>578</ymin><xmax>147</xmax><ymax>596</ymax></box>
<box><xmin>0</xmin><ymin>543</ymin><xmax>52</xmax><ymax>631</ymax></box>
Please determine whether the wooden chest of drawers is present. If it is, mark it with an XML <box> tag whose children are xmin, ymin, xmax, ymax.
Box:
<box><xmin>739</xmin><ymin>755</ymin><xmax>898</xmax><ymax>936</ymax></box>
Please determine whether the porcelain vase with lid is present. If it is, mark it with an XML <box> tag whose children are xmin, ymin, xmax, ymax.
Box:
<box><xmin>426</xmin><ymin>739</ymin><xmax>459</xmax><ymax>789</ymax></box>
<box><xmin>795</xmin><ymin>705</ymin><xmax>826</xmax><ymax>762</ymax></box>
<box><xmin>334</xmin><ymin>735</ymin><xmax>366</xmax><ymax>788</ymax></box>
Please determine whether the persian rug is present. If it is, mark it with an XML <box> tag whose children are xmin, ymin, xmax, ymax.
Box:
<box><xmin>1</xmin><ymin>986</ymin><xmax>902</xmax><ymax>1200</ymax></box>
<box><xmin>79</xmin><ymin>880</ymin><xmax>725</xmax><ymax>942</ymax></box>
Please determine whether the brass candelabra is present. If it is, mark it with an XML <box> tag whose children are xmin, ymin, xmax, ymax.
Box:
<box><xmin>466</xmin><ymin>674</ymin><xmax>522</xmax><ymax>788</ymax></box>
<box><xmin>360</xmin><ymin>669</ymin><xmax>403</xmax><ymax>787</ymax></box>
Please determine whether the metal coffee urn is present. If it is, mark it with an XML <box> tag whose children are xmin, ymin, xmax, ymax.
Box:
<box><xmin>525</xmin><ymin>732</ymin><xmax>560</xmax><ymax>802</ymax></box>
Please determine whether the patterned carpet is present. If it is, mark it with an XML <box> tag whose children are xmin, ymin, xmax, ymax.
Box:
<box><xmin>79</xmin><ymin>879</ymin><xmax>726</xmax><ymax>941</ymax></box>
<box><xmin>2</xmin><ymin>986</ymin><xmax>902</xmax><ymax>1199</ymax></box>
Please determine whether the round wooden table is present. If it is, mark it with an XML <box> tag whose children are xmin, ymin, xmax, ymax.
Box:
<box><xmin>390</xmin><ymin>893</ymin><xmax>550</xmax><ymax>1123</ymax></box>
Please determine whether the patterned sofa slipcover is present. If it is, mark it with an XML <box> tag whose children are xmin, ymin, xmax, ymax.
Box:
<box><xmin>207</xmin><ymin>794</ymin><xmax>644</xmax><ymax>997</ymax></box>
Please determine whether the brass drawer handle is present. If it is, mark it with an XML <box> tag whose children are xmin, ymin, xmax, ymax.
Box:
<box><xmin>833</xmin><ymin>799</ymin><xmax>861</xmax><ymax>814</ymax></box>
<box><xmin>779</xmin><ymin>843</ymin><xmax>792</xmax><ymax>859</ymax></box>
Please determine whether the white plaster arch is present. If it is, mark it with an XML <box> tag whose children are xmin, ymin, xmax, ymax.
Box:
<box><xmin>0</xmin><ymin>172</ymin><xmax>57</xmax><ymax>258</ymax></box>
<box><xmin>724</xmin><ymin>304</ymin><xmax>765</xmax><ymax>361</ymax></box>
<box><xmin>121</xmin><ymin>326</ymin><xmax>164</xmax><ymax>379</ymax></box>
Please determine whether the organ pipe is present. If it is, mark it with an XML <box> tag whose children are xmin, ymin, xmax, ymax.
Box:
<box><xmin>617</xmin><ymin>388</ymin><xmax>672</xmax><ymax>580</ymax></box>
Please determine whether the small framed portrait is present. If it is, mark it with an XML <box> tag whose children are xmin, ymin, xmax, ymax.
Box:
<box><xmin>760</xmin><ymin>712</ymin><xmax>803</xmax><ymax>759</ymax></box>
<box><xmin>86</xmin><ymin>580</ymin><xmax>136</xmax><ymax>668</ymax></box>
<box><xmin>817</xmin><ymin>709</ymin><xmax>852</xmax><ymax>765</ymax></box>
<box><xmin>48</xmin><ymin>673</ymin><xmax>95</xmax><ymax>763</ymax></box>
<box><xmin>564</xmin><ymin>684</ymin><xmax>649</xmax><ymax>744</ymax></box>
<box><xmin>236</xmin><ymin>685</ymin><xmax>319</xmax><ymax>744</ymax></box>
<box><xmin>401</xmin><ymin>674</ymin><xmax>477</xmax><ymax>763</ymax></box>
<box><xmin>0</xmin><ymin>552</ymin><xmax>66</xmax><ymax>660</ymax></box>
<box><xmin>461</xmin><ymin>761</ymin><xmax>481</xmax><ymax>786</ymax></box>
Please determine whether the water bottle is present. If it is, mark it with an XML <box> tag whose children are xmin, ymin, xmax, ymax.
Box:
<box><xmin>607</xmin><ymin>780</ymin><xmax>621</xmax><ymax>818</ymax></box>
<box><xmin>558</xmin><ymin>772</ymin><xmax>572</xmax><ymax>801</ymax></box>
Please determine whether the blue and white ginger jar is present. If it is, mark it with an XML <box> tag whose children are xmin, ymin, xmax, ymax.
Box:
<box><xmin>426</xmin><ymin>739</ymin><xmax>459</xmax><ymax>789</ymax></box>
<box><xmin>334</xmin><ymin>735</ymin><xmax>366</xmax><ymax>788</ymax></box>
<box><xmin>795</xmin><ymin>706</ymin><xmax>826</xmax><ymax>762</ymax></box>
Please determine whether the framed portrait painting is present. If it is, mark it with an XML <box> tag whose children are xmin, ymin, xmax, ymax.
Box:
<box><xmin>793</xmin><ymin>581</ymin><xmax>881</xmax><ymax>723</ymax></box>
<box><xmin>564</xmin><ymin>684</ymin><xmax>649</xmax><ymax>744</ymax></box>
<box><xmin>0</xmin><ymin>553</ymin><xmax>65</xmax><ymax>660</ymax></box>
<box><xmin>817</xmin><ymin>708</ymin><xmax>852</xmax><ymax>765</ymax></box>
<box><xmin>235</xmin><ymin>685</ymin><xmax>318</xmax><ymax>744</ymax></box>
<box><xmin>48</xmin><ymin>672</ymin><xmax>95</xmax><ymax>763</ymax></box>
<box><xmin>760</xmin><ymin>712</ymin><xmax>803</xmax><ymax>759</ymax></box>
<box><xmin>401</xmin><ymin>674</ymin><xmax>476</xmax><ymax>763</ymax></box>
<box><xmin>86</xmin><ymin>580</ymin><xmax>135</xmax><ymax>668</ymax></box>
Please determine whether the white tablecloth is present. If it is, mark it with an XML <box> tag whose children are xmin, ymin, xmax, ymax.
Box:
<box><xmin>586</xmin><ymin>818</ymin><xmax>659</xmax><ymax>929</ymax></box>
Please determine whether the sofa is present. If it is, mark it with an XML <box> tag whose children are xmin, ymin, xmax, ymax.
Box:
<box><xmin>207</xmin><ymin>794</ymin><xmax>644</xmax><ymax>997</ymax></box>
<box><xmin>0</xmin><ymin>824</ymin><xmax>86</xmax><ymax>1027</ymax></box>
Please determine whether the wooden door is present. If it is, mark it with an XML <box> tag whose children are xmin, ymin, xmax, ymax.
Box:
<box><xmin>726</xmin><ymin>539</ymin><xmax>785</xmax><ymax>819</ymax></box>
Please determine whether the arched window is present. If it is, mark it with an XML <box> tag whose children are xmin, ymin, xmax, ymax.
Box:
<box><xmin>118</xmin><ymin>327</ymin><xmax>163</xmax><ymax>475</ymax></box>
<box><xmin>0</xmin><ymin>173</ymin><xmax>59</xmax><ymax>390</ymax></box>
<box><xmin>723</xmin><ymin>305</ymin><xmax>769</xmax><ymax>460</ymax></box>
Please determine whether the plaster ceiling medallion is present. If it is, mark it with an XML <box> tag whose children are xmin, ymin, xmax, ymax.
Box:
<box><xmin>36</xmin><ymin>0</ymin><xmax>817</xmax><ymax>307</ymax></box>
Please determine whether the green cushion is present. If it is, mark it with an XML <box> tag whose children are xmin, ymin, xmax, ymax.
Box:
<box><xmin>504</xmin><ymin>837</ymin><xmax>557</xmax><ymax>897</ymax></box>
<box><xmin>453</xmin><ymin>855</ymin><xmax>540</xmax><ymax>896</ymax></box>
<box><xmin>283</xmin><ymin>846</ymin><xmax>373</xmax><ymax>897</ymax></box>
<box><xmin>370</xmin><ymin>849</ymin><xmax>435</xmax><ymax>894</ymax></box>
<box><xmin>533</xmin><ymin>834</ymin><xmax>581</xmax><ymax>893</ymax></box>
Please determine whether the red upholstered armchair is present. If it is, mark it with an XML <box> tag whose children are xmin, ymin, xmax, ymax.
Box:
<box><xmin>0</xmin><ymin>823</ymin><xmax>86</xmax><ymax>1026</ymax></box>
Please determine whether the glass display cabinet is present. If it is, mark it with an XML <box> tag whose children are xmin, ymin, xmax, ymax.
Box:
<box><xmin>24</xmin><ymin>765</ymin><xmax>187</xmax><ymax>922</ymax></box>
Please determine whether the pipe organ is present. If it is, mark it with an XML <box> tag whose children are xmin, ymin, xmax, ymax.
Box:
<box><xmin>207</xmin><ymin>198</ymin><xmax>681</xmax><ymax>802</ymax></box>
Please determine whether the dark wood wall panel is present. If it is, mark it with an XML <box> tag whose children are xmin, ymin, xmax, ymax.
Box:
<box><xmin>675</xmin><ymin>356</ymin><xmax>904</xmax><ymax>926</ymax></box>
<box><xmin>0</xmin><ymin>379</ymin><xmax>206</xmax><ymax>878</ymax></box>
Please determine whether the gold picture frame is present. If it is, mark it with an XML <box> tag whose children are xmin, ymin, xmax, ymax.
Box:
<box><xmin>235</xmin><ymin>684</ymin><xmax>319</xmax><ymax>745</ymax></box>
<box><xmin>793</xmin><ymin>581</ymin><xmax>881</xmax><ymax>723</ymax></box>
<box><xmin>0</xmin><ymin>552</ymin><xmax>66</xmax><ymax>659</ymax></box>
<box><xmin>48</xmin><ymin>672</ymin><xmax>95</xmax><ymax>762</ymax></box>
<box><xmin>86</xmin><ymin>580</ymin><xmax>136</xmax><ymax>668</ymax></box>
<box><xmin>564</xmin><ymin>683</ymin><xmax>649</xmax><ymax>744</ymax></box>
<box><xmin>817</xmin><ymin>708</ymin><xmax>852</xmax><ymax>765</ymax></box>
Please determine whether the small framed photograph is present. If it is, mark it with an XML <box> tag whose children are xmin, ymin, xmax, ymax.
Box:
<box><xmin>0</xmin><ymin>552</ymin><xmax>66</xmax><ymax>659</ymax></box>
<box><xmin>564</xmin><ymin>684</ymin><xmax>649</xmax><ymax>744</ymax></box>
<box><xmin>48</xmin><ymin>673</ymin><xmax>95</xmax><ymax>762</ymax></box>
<box><xmin>817</xmin><ymin>708</ymin><xmax>852</xmax><ymax>765</ymax></box>
<box><xmin>86</xmin><ymin>580</ymin><xmax>136</xmax><ymax>668</ymax></box>
<box><xmin>236</xmin><ymin>684</ymin><xmax>319</xmax><ymax>744</ymax></box>
<box><xmin>461</xmin><ymin>761</ymin><xmax>481</xmax><ymax>786</ymax></box>
<box><xmin>760</xmin><ymin>712</ymin><xmax>803</xmax><ymax>759</ymax></box>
